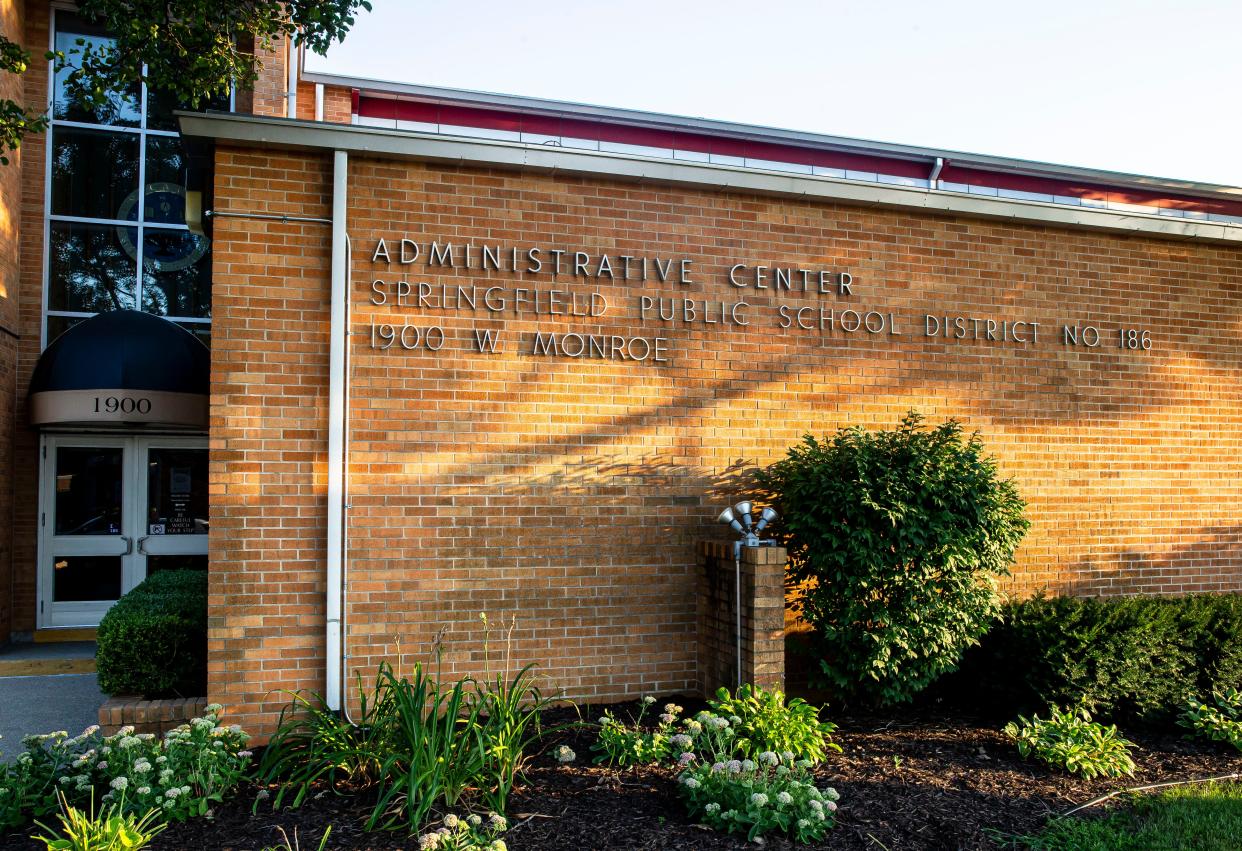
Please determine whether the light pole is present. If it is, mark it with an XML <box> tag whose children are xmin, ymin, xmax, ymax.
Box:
<box><xmin>716</xmin><ymin>502</ymin><xmax>779</xmax><ymax>688</ymax></box>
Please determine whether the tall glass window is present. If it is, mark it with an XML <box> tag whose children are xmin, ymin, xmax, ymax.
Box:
<box><xmin>44</xmin><ymin>10</ymin><xmax>227</xmax><ymax>347</ymax></box>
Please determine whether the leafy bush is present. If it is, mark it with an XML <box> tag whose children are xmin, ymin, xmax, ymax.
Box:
<box><xmin>948</xmin><ymin>593</ymin><xmax>1242</xmax><ymax>726</ymax></box>
<box><xmin>706</xmin><ymin>685</ymin><xmax>839</xmax><ymax>763</ymax></box>
<box><xmin>1179</xmin><ymin>688</ymin><xmax>1242</xmax><ymax>750</ymax></box>
<box><xmin>1004</xmin><ymin>706</ymin><xmax>1136</xmax><ymax>779</ymax></box>
<box><xmin>96</xmin><ymin>570</ymin><xmax>207</xmax><ymax>698</ymax></box>
<box><xmin>32</xmin><ymin>793</ymin><xmax>164</xmax><ymax>851</ymax></box>
<box><xmin>757</xmin><ymin>412</ymin><xmax>1029</xmax><ymax>705</ymax></box>
<box><xmin>677</xmin><ymin>753</ymin><xmax>839</xmax><ymax>843</ymax></box>
<box><xmin>591</xmin><ymin>697</ymin><xmax>682</xmax><ymax>766</ymax></box>
<box><xmin>0</xmin><ymin>706</ymin><xmax>251</xmax><ymax>832</ymax></box>
<box><xmin>259</xmin><ymin>619</ymin><xmax>558</xmax><ymax>833</ymax></box>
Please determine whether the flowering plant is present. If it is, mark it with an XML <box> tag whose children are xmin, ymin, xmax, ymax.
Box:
<box><xmin>416</xmin><ymin>811</ymin><xmax>508</xmax><ymax>850</ymax></box>
<box><xmin>707</xmin><ymin>684</ymin><xmax>840</xmax><ymax>762</ymax></box>
<box><xmin>0</xmin><ymin>706</ymin><xmax>251</xmax><ymax>831</ymax></box>
<box><xmin>677</xmin><ymin>753</ymin><xmax>839</xmax><ymax>842</ymax></box>
<box><xmin>591</xmin><ymin>698</ymin><xmax>683</xmax><ymax>766</ymax></box>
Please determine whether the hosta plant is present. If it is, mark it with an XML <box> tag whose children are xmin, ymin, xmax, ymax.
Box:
<box><xmin>707</xmin><ymin>684</ymin><xmax>839</xmax><ymax>762</ymax></box>
<box><xmin>1004</xmin><ymin>706</ymin><xmax>1136</xmax><ymax>779</ymax></box>
<box><xmin>31</xmin><ymin>792</ymin><xmax>165</xmax><ymax>851</ymax></box>
<box><xmin>1179</xmin><ymin>688</ymin><xmax>1242</xmax><ymax>751</ymax></box>
<box><xmin>677</xmin><ymin>753</ymin><xmax>839</xmax><ymax>843</ymax></box>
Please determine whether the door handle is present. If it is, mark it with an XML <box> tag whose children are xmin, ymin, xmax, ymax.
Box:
<box><xmin>120</xmin><ymin>536</ymin><xmax>133</xmax><ymax>555</ymax></box>
<box><xmin>137</xmin><ymin>536</ymin><xmax>149</xmax><ymax>555</ymax></box>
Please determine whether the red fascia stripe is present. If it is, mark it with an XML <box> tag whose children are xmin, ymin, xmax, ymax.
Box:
<box><xmin>941</xmin><ymin>165</ymin><xmax>1242</xmax><ymax>218</ymax></box>
<box><xmin>358</xmin><ymin>96</ymin><xmax>1240</xmax><ymax>216</ymax></box>
<box><xmin>359</xmin><ymin>96</ymin><xmax>928</xmax><ymax>179</ymax></box>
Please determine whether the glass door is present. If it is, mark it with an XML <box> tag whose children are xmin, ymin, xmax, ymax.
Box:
<box><xmin>38</xmin><ymin>435</ymin><xmax>208</xmax><ymax>628</ymax></box>
<box><xmin>39</xmin><ymin>436</ymin><xmax>135</xmax><ymax>627</ymax></box>
<box><xmin>136</xmin><ymin>437</ymin><xmax>208</xmax><ymax>573</ymax></box>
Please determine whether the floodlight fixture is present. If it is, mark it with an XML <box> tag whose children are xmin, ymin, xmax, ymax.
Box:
<box><xmin>717</xmin><ymin>506</ymin><xmax>746</xmax><ymax>536</ymax></box>
<box><xmin>755</xmin><ymin>506</ymin><xmax>778</xmax><ymax>533</ymax></box>
<box><xmin>715</xmin><ymin>499</ymin><xmax>781</xmax><ymax>689</ymax></box>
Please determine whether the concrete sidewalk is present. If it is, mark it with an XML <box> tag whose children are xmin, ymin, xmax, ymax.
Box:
<box><xmin>0</xmin><ymin>674</ymin><xmax>106</xmax><ymax>761</ymax></box>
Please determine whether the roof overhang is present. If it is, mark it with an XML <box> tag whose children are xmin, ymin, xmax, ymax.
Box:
<box><xmin>301</xmin><ymin>71</ymin><xmax>1242</xmax><ymax>205</ymax></box>
<box><xmin>178</xmin><ymin>111</ymin><xmax>1242</xmax><ymax>246</ymax></box>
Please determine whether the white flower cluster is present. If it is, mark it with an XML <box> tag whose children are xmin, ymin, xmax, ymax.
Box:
<box><xmin>552</xmin><ymin>745</ymin><xmax>576</xmax><ymax>764</ymax></box>
<box><xmin>416</xmin><ymin>811</ymin><xmax>508</xmax><ymax>851</ymax></box>
<box><xmin>0</xmin><ymin>707</ymin><xmax>254</xmax><ymax>829</ymax></box>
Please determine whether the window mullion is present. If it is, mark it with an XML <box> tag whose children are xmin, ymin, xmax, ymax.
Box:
<box><xmin>135</xmin><ymin>65</ymin><xmax>148</xmax><ymax>314</ymax></box>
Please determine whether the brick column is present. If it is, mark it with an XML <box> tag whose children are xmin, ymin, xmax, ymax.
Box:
<box><xmin>697</xmin><ymin>542</ymin><xmax>787</xmax><ymax>696</ymax></box>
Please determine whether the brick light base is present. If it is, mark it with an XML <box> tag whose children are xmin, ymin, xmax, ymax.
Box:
<box><xmin>698</xmin><ymin>542</ymin><xmax>787</xmax><ymax>696</ymax></box>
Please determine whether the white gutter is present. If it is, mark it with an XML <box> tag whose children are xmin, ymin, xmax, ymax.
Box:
<box><xmin>325</xmin><ymin>149</ymin><xmax>348</xmax><ymax>710</ymax></box>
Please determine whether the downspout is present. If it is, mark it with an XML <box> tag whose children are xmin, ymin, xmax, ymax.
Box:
<box><xmin>286</xmin><ymin>37</ymin><xmax>299</xmax><ymax>119</ymax></box>
<box><xmin>928</xmin><ymin>157</ymin><xmax>945</xmax><ymax>190</ymax></box>
<box><xmin>326</xmin><ymin>150</ymin><xmax>348</xmax><ymax>711</ymax></box>
<box><xmin>314</xmin><ymin>83</ymin><xmax>325</xmax><ymax>122</ymax></box>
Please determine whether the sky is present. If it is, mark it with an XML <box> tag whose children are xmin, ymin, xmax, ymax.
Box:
<box><xmin>305</xmin><ymin>0</ymin><xmax>1242</xmax><ymax>187</ymax></box>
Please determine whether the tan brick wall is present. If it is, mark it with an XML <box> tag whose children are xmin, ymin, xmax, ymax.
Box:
<box><xmin>698</xmin><ymin>543</ymin><xmax>786</xmax><ymax>696</ymax></box>
<box><xmin>208</xmin><ymin>146</ymin><xmax>1242</xmax><ymax>735</ymax></box>
<box><xmin>207</xmin><ymin>145</ymin><xmax>334</xmax><ymax>726</ymax></box>
<box><xmin>0</xmin><ymin>0</ymin><xmax>25</xmax><ymax>643</ymax></box>
<box><xmin>9</xmin><ymin>0</ymin><xmax>49</xmax><ymax>636</ymax></box>
<box><xmin>248</xmin><ymin>33</ymin><xmax>290</xmax><ymax>118</ymax></box>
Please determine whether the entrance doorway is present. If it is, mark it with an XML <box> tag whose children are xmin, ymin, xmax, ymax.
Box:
<box><xmin>38</xmin><ymin>435</ymin><xmax>208</xmax><ymax>628</ymax></box>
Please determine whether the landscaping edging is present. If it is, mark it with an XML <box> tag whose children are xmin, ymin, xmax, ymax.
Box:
<box><xmin>98</xmin><ymin>695</ymin><xmax>207</xmax><ymax>735</ymax></box>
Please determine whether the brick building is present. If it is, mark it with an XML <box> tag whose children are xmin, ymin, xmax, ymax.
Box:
<box><xmin>1</xmin><ymin>2</ymin><xmax>1240</xmax><ymax>734</ymax></box>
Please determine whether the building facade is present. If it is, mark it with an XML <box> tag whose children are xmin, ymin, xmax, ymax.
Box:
<box><xmin>1</xmin><ymin>2</ymin><xmax>1240</xmax><ymax>734</ymax></box>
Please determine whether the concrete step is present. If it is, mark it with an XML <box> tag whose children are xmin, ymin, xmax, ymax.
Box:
<box><xmin>35</xmin><ymin>628</ymin><xmax>97</xmax><ymax>643</ymax></box>
<box><xmin>0</xmin><ymin>641</ymin><xmax>96</xmax><ymax>677</ymax></box>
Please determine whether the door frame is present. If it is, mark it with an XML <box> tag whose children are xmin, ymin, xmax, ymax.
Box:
<box><xmin>36</xmin><ymin>432</ymin><xmax>208</xmax><ymax>629</ymax></box>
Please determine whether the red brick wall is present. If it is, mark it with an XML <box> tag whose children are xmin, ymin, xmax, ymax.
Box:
<box><xmin>207</xmin><ymin>146</ymin><xmax>1242</xmax><ymax>734</ymax></box>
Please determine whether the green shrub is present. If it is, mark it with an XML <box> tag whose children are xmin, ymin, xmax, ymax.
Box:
<box><xmin>948</xmin><ymin>593</ymin><xmax>1242</xmax><ymax>727</ymax></box>
<box><xmin>96</xmin><ymin>570</ymin><xmax>207</xmax><ymax>698</ymax></box>
<box><xmin>1179</xmin><ymin>688</ymin><xmax>1242</xmax><ymax>750</ymax></box>
<box><xmin>756</xmin><ymin>412</ymin><xmax>1029</xmax><ymax>705</ymax></box>
<box><xmin>1004</xmin><ymin>705</ymin><xmax>1137</xmax><ymax>779</ymax></box>
<box><xmin>706</xmin><ymin>685</ymin><xmax>839</xmax><ymax>763</ymax></box>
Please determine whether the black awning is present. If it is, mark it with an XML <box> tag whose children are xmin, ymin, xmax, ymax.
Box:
<box><xmin>30</xmin><ymin>311</ymin><xmax>209</xmax><ymax>429</ymax></box>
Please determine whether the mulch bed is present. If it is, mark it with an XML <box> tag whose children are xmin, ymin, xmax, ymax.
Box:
<box><xmin>3</xmin><ymin>699</ymin><xmax>1241</xmax><ymax>850</ymax></box>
